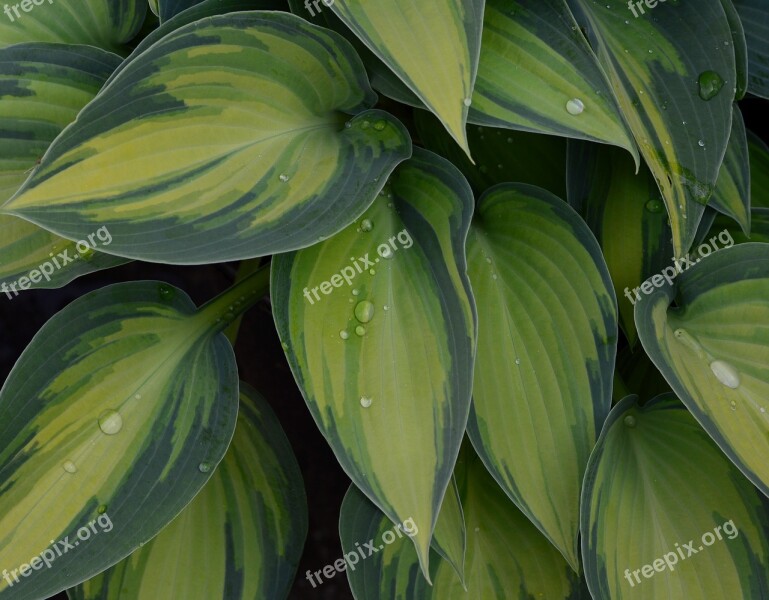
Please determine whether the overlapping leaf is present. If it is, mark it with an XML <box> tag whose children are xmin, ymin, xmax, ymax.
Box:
<box><xmin>734</xmin><ymin>0</ymin><xmax>769</xmax><ymax>98</ymax></box>
<box><xmin>341</xmin><ymin>443</ymin><xmax>589</xmax><ymax>598</ymax></box>
<box><xmin>635</xmin><ymin>244</ymin><xmax>769</xmax><ymax>496</ymax></box>
<box><xmin>67</xmin><ymin>383</ymin><xmax>307</xmax><ymax>600</ymax></box>
<box><xmin>272</xmin><ymin>148</ymin><xmax>476</xmax><ymax>575</ymax></box>
<box><xmin>0</xmin><ymin>43</ymin><xmax>128</xmax><ymax>289</ymax></box>
<box><xmin>0</xmin><ymin>0</ymin><xmax>146</xmax><ymax>52</ymax></box>
<box><xmin>0</xmin><ymin>277</ymin><xmax>257</xmax><ymax>599</ymax></box>
<box><xmin>466</xmin><ymin>183</ymin><xmax>617</xmax><ymax>571</ymax></box>
<box><xmin>709</xmin><ymin>105</ymin><xmax>750</xmax><ymax>234</ymax></box>
<box><xmin>567</xmin><ymin>141</ymin><xmax>673</xmax><ymax>345</ymax></box>
<box><xmin>4</xmin><ymin>12</ymin><xmax>411</xmax><ymax>264</ymax></box>
<box><xmin>471</xmin><ymin>0</ymin><xmax>637</xmax><ymax>159</ymax></box>
<box><xmin>582</xmin><ymin>394</ymin><xmax>769</xmax><ymax>598</ymax></box>
<box><xmin>330</xmin><ymin>0</ymin><xmax>484</xmax><ymax>154</ymax></box>
<box><xmin>570</xmin><ymin>0</ymin><xmax>736</xmax><ymax>258</ymax></box>
<box><xmin>749</xmin><ymin>131</ymin><xmax>769</xmax><ymax>208</ymax></box>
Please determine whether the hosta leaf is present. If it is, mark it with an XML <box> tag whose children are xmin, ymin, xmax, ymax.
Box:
<box><xmin>582</xmin><ymin>394</ymin><xmax>769</xmax><ymax>599</ymax></box>
<box><xmin>330</xmin><ymin>0</ymin><xmax>484</xmax><ymax>154</ymax></box>
<box><xmin>466</xmin><ymin>183</ymin><xmax>616</xmax><ymax>571</ymax></box>
<box><xmin>712</xmin><ymin>208</ymin><xmax>769</xmax><ymax>245</ymax></box>
<box><xmin>340</xmin><ymin>443</ymin><xmax>589</xmax><ymax>598</ymax></box>
<box><xmin>749</xmin><ymin>131</ymin><xmax>769</xmax><ymax>208</ymax></box>
<box><xmin>156</xmin><ymin>0</ymin><xmax>205</xmax><ymax>21</ymax></box>
<box><xmin>709</xmin><ymin>105</ymin><xmax>750</xmax><ymax>234</ymax></box>
<box><xmin>430</xmin><ymin>477</ymin><xmax>466</xmax><ymax>583</ymax></box>
<box><xmin>567</xmin><ymin>140</ymin><xmax>673</xmax><ymax>346</ymax></box>
<box><xmin>415</xmin><ymin>109</ymin><xmax>567</xmax><ymax>198</ymax></box>
<box><xmin>0</xmin><ymin>0</ymin><xmax>146</xmax><ymax>52</ymax></box>
<box><xmin>271</xmin><ymin>148</ymin><xmax>476</xmax><ymax>575</ymax></box>
<box><xmin>0</xmin><ymin>278</ymin><xmax>250</xmax><ymax>599</ymax></box>
<box><xmin>0</xmin><ymin>43</ymin><xmax>128</xmax><ymax>289</ymax></box>
<box><xmin>734</xmin><ymin>0</ymin><xmax>769</xmax><ymax>98</ymax></box>
<box><xmin>635</xmin><ymin>244</ymin><xmax>769</xmax><ymax>497</ymax></box>
<box><xmin>3</xmin><ymin>12</ymin><xmax>411</xmax><ymax>265</ymax></box>
<box><xmin>470</xmin><ymin>0</ymin><xmax>637</xmax><ymax>160</ymax></box>
<box><xmin>67</xmin><ymin>383</ymin><xmax>307</xmax><ymax>600</ymax></box>
<box><xmin>570</xmin><ymin>0</ymin><xmax>736</xmax><ymax>258</ymax></box>
<box><xmin>719</xmin><ymin>0</ymin><xmax>748</xmax><ymax>99</ymax></box>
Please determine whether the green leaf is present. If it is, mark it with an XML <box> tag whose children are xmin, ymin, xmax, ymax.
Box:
<box><xmin>330</xmin><ymin>0</ymin><xmax>484</xmax><ymax>154</ymax></box>
<box><xmin>466</xmin><ymin>183</ymin><xmax>616</xmax><ymax>571</ymax></box>
<box><xmin>712</xmin><ymin>208</ymin><xmax>769</xmax><ymax>245</ymax></box>
<box><xmin>718</xmin><ymin>0</ymin><xmax>749</xmax><ymax>99</ymax></box>
<box><xmin>3</xmin><ymin>12</ymin><xmax>412</xmax><ymax>265</ymax></box>
<box><xmin>470</xmin><ymin>0</ymin><xmax>637</xmax><ymax>160</ymax></box>
<box><xmin>635</xmin><ymin>243</ymin><xmax>769</xmax><ymax>497</ymax></box>
<box><xmin>0</xmin><ymin>0</ymin><xmax>146</xmax><ymax>52</ymax></box>
<box><xmin>414</xmin><ymin>109</ymin><xmax>567</xmax><ymax>198</ymax></box>
<box><xmin>582</xmin><ymin>394</ymin><xmax>769</xmax><ymax>599</ymax></box>
<box><xmin>567</xmin><ymin>140</ymin><xmax>673</xmax><ymax>346</ymax></box>
<box><xmin>570</xmin><ymin>0</ymin><xmax>736</xmax><ymax>258</ymax></box>
<box><xmin>271</xmin><ymin>148</ymin><xmax>476</xmax><ymax>576</ymax></box>
<box><xmin>734</xmin><ymin>0</ymin><xmax>769</xmax><ymax>98</ymax></box>
<box><xmin>748</xmin><ymin>131</ymin><xmax>769</xmax><ymax>208</ymax></box>
<box><xmin>340</xmin><ymin>443</ymin><xmax>589</xmax><ymax>598</ymax></box>
<box><xmin>66</xmin><ymin>383</ymin><xmax>307</xmax><ymax>600</ymax></box>
<box><xmin>0</xmin><ymin>43</ymin><xmax>128</xmax><ymax>289</ymax></box>
<box><xmin>430</xmin><ymin>477</ymin><xmax>467</xmax><ymax>583</ymax></box>
<box><xmin>615</xmin><ymin>345</ymin><xmax>672</xmax><ymax>404</ymax></box>
<box><xmin>0</xmin><ymin>279</ymin><xmax>246</xmax><ymax>599</ymax></box>
<box><xmin>709</xmin><ymin>105</ymin><xmax>750</xmax><ymax>235</ymax></box>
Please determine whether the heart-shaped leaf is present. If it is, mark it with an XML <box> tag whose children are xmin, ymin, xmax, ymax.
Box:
<box><xmin>4</xmin><ymin>12</ymin><xmax>412</xmax><ymax>264</ymax></box>
<box><xmin>709</xmin><ymin>105</ymin><xmax>750</xmax><ymax>235</ymax></box>
<box><xmin>582</xmin><ymin>393</ymin><xmax>769</xmax><ymax>598</ymax></box>
<box><xmin>67</xmin><ymin>383</ymin><xmax>307</xmax><ymax>600</ymax></box>
<box><xmin>635</xmin><ymin>243</ymin><xmax>769</xmax><ymax>496</ymax></box>
<box><xmin>271</xmin><ymin>148</ymin><xmax>476</xmax><ymax>575</ymax></box>
<box><xmin>569</xmin><ymin>0</ymin><xmax>736</xmax><ymax>258</ymax></box>
<box><xmin>734</xmin><ymin>0</ymin><xmax>769</xmax><ymax>98</ymax></box>
<box><xmin>0</xmin><ymin>274</ymin><xmax>270</xmax><ymax>599</ymax></box>
<box><xmin>466</xmin><ymin>183</ymin><xmax>617</xmax><ymax>571</ymax></box>
<box><xmin>330</xmin><ymin>0</ymin><xmax>485</xmax><ymax>154</ymax></box>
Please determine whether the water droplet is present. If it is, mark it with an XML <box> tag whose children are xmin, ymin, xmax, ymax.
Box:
<box><xmin>698</xmin><ymin>70</ymin><xmax>725</xmax><ymax>100</ymax></box>
<box><xmin>645</xmin><ymin>199</ymin><xmax>663</xmax><ymax>213</ymax></box>
<box><xmin>158</xmin><ymin>285</ymin><xmax>175</xmax><ymax>301</ymax></box>
<box><xmin>624</xmin><ymin>415</ymin><xmax>637</xmax><ymax>428</ymax></box>
<box><xmin>674</xmin><ymin>328</ymin><xmax>705</xmax><ymax>355</ymax></box>
<box><xmin>63</xmin><ymin>461</ymin><xmax>77</xmax><ymax>474</ymax></box>
<box><xmin>373</xmin><ymin>120</ymin><xmax>386</xmax><ymax>131</ymax></box>
<box><xmin>463</xmin><ymin>98</ymin><xmax>472</xmax><ymax>107</ymax></box>
<box><xmin>97</xmin><ymin>504</ymin><xmax>108</xmax><ymax>515</ymax></box>
<box><xmin>710</xmin><ymin>360</ymin><xmax>740</xmax><ymax>389</ymax></box>
<box><xmin>98</xmin><ymin>410</ymin><xmax>123</xmax><ymax>435</ymax></box>
<box><xmin>355</xmin><ymin>325</ymin><xmax>366</xmax><ymax>337</ymax></box>
<box><xmin>566</xmin><ymin>98</ymin><xmax>585</xmax><ymax>115</ymax></box>
<box><xmin>339</xmin><ymin>330</ymin><xmax>349</xmax><ymax>340</ymax></box>
<box><xmin>360</xmin><ymin>396</ymin><xmax>373</xmax><ymax>408</ymax></box>
<box><xmin>514</xmin><ymin>358</ymin><xmax>521</xmax><ymax>365</ymax></box>
<box><xmin>368</xmin><ymin>269</ymin><xmax>375</xmax><ymax>275</ymax></box>
<box><xmin>352</xmin><ymin>289</ymin><xmax>360</xmax><ymax>296</ymax></box>
<box><xmin>360</xmin><ymin>219</ymin><xmax>373</xmax><ymax>232</ymax></box>
<box><xmin>198</xmin><ymin>463</ymin><xmax>211</xmax><ymax>473</ymax></box>
<box><xmin>354</xmin><ymin>301</ymin><xmax>375</xmax><ymax>323</ymax></box>
<box><xmin>761</xmin><ymin>407</ymin><xmax>766</xmax><ymax>414</ymax></box>
<box><xmin>279</xmin><ymin>174</ymin><xmax>290</xmax><ymax>182</ymax></box>
<box><xmin>485</xmin><ymin>257</ymin><xmax>492</xmax><ymax>264</ymax></box>
<box><xmin>383</xmin><ymin>305</ymin><xmax>390</xmax><ymax>311</ymax></box>
<box><xmin>134</xmin><ymin>394</ymin><xmax>142</xmax><ymax>400</ymax></box>
<box><xmin>344</xmin><ymin>121</ymin><xmax>352</xmax><ymax>129</ymax></box>
<box><xmin>491</xmin><ymin>273</ymin><xmax>498</xmax><ymax>280</ymax></box>
<box><xmin>730</xmin><ymin>400</ymin><xmax>737</xmax><ymax>411</ymax></box>
<box><xmin>698</xmin><ymin>139</ymin><xmax>705</xmax><ymax>148</ymax></box>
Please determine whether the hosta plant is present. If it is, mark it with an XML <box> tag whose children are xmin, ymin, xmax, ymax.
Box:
<box><xmin>0</xmin><ymin>0</ymin><xmax>768</xmax><ymax>598</ymax></box>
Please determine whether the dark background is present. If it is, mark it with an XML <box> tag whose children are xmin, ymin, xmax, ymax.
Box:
<box><xmin>1</xmin><ymin>90</ymin><xmax>766</xmax><ymax>600</ymax></box>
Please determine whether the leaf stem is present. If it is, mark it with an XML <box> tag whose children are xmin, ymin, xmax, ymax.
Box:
<box><xmin>195</xmin><ymin>262</ymin><xmax>271</xmax><ymax>333</ymax></box>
